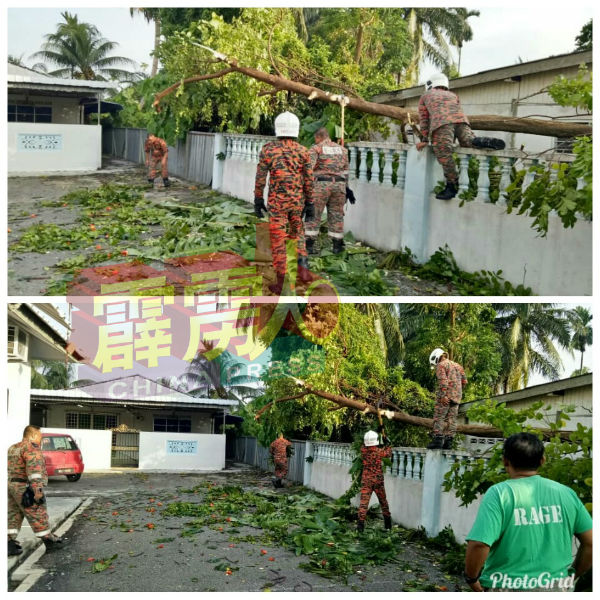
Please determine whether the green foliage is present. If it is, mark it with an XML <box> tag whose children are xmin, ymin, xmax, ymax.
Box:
<box><xmin>246</xmin><ymin>304</ymin><xmax>434</xmax><ymax>445</ymax></box>
<box><xmin>400</xmin><ymin>304</ymin><xmax>503</xmax><ymax>402</ymax></box>
<box><xmin>503</xmin><ymin>68</ymin><xmax>592</xmax><ymax>236</ymax></box>
<box><xmin>165</xmin><ymin>482</ymin><xmax>421</xmax><ymax>581</ymax></box>
<box><xmin>90</xmin><ymin>554</ymin><xmax>118</xmax><ymax>573</ymax></box>
<box><xmin>575</xmin><ymin>19</ymin><xmax>592</xmax><ymax>51</ymax></box>
<box><xmin>380</xmin><ymin>246</ymin><xmax>532</xmax><ymax>296</ymax></box>
<box><xmin>548</xmin><ymin>66</ymin><xmax>592</xmax><ymax>111</ymax></box>
<box><xmin>443</xmin><ymin>400</ymin><xmax>592</xmax><ymax>511</ymax></box>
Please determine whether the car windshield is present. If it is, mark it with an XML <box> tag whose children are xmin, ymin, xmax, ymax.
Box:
<box><xmin>43</xmin><ymin>436</ymin><xmax>78</xmax><ymax>450</ymax></box>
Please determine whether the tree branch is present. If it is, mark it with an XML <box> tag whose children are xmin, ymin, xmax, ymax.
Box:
<box><xmin>153</xmin><ymin>47</ymin><xmax>593</xmax><ymax>138</ymax></box>
<box><xmin>152</xmin><ymin>68</ymin><xmax>236</xmax><ymax>109</ymax></box>
<box><xmin>256</xmin><ymin>382</ymin><xmax>576</xmax><ymax>441</ymax></box>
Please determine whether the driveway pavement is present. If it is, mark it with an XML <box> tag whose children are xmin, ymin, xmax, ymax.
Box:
<box><xmin>11</xmin><ymin>466</ymin><xmax>464</xmax><ymax>593</ymax></box>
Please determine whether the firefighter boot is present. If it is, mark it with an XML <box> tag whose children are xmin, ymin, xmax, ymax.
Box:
<box><xmin>435</xmin><ymin>181</ymin><xmax>458</xmax><ymax>201</ymax></box>
<box><xmin>305</xmin><ymin>238</ymin><xmax>319</xmax><ymax>256</ymax></box>
<box><xmin>162</xmin><ymin>177</ymin><xmax>170</xmax><ymax>187</ymax></box>
<box><xmin>357</xmin><ymin>520</ymin><xmax>365</xmax><ymax>533</ymax></box>
<box><xmin>384</xmin><ymin>515</ymin><xmax>392</xmax><ymax>530</ymax></box>
<box><xmin>427</xmin><ymin>435</ymin><xmax>444</xmax><ymax>450</ymax></box>
<box><xmin>43</xmin><ymin>534</ymin><xmax>65</xmax><ymax>552</ymax></box>
<box><xmin>332</xmin><ymin>238</ymin><xmax>345</xmax><ymax>255</ymax></box>
<box><xmin>8</xmin><ymin>539</ymin><xmax>23</xmax><ymax>556</ymax></box>
<box><xmin>442</xmin><ymin>436</ymin><xmax>454</xmax><ymax>450</ymax></box>
<box><xmin>297</xmin><ymin>256</ymin><xmax>312</xmax><ymax>283</ymax></box>
<box><xmin>472</xmin><ymin>137</ymin><xmax>505</xmax><ymax>151</ymax></box>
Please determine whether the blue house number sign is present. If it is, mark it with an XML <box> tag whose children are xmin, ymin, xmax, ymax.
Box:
<box><xmin>166</xmin><ymin>440</ymin><xmax>198</xmax><ymax>454</ymax></box>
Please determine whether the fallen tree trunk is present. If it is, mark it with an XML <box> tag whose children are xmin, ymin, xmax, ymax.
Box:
<box><xmin>255</xmin><ymin>383</ymin><xmax>576</xmax><ymax>442</ymax></box>
<box><xmin>154</xmin><ymin>49</ymin><xmax>592</xmax><ymax>139</ymax></box>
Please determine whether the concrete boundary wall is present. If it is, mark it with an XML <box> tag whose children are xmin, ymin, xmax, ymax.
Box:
<box><xmin>212</xmin><ymin>134</ymin><xmax>590</xmax><ymax>295</ymax></box>
<box><xmin>138</xmin><ymin>432</ymin><xmax>225</xmax><ymax>471</ymax></box>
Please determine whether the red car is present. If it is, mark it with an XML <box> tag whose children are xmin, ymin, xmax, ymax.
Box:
<box><xmin>41</xmin><ymin>433</ymin><xmax>85</xmax><ymax>482</ymax></box>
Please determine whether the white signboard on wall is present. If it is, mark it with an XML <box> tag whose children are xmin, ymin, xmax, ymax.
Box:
<box><xmin>166</xmin><ymin>439</ymin><xmax>198</xmax><ymax>454</ymax></box>
<box><xmin>17</xmin><ymin>133</ymin><xmax>63</xmax><ymax>152</ymax></box>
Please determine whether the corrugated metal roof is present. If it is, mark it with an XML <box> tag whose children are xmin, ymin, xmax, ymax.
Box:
<box><xmin>31</xmin><ymin>374</ymin><xmax>239</xmax><ymax>408</ymax></box>
<box><xmin>8</xmin><ymin>62</ymin><xmax>114</xmax><ymax>90</ymax></box>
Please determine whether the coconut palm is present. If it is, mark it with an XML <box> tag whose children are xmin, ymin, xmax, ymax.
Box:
<box><xmin>402</xmin><ymin>7</ymin><xmax>480</xmax><ymax>85</ymax></box>
<box><xmin>130</xmin><ymin>8</ymin><xmax>161</xmax><ymax>76</ymax></box>
<box><xmin>493</xmin><ymin>304</ymin><xmax>572</xmax><ymax>392</ymax></box>
<box><xmin>30</xmin><ymin>11</ymin><xmax>137</xmax><ymax>81</ymax></box>
<box><xmin>159</xmin><ymin>343</ymin><xmax>262</xmax><ymax>403</ymax></box>
<box><xmin>356</xmin><ymin>304</ymin><xmax>404</xmax><ymax>367</ymax></box>
<box><xmin>568</xmin><ymin>306</ymin><xmax>593</xmax><ymax>372</ymax></box>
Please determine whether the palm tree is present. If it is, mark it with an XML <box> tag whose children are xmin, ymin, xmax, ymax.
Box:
<box><xmin>30</xmin><ymin>11</ymin><xmax>137</xmax><ymax>81</ymax></box>
<box><xmin>159</xmin><ymin>343</ymin><xmax>263</xmax><ymax>403</ymax></box>
<box><xmin>493</xmin><ymin>304</ymin><xmax>572</xmax><ymax>392</ymax></box>
<box><xmin>401</xmin><ymin>8</ymin><xmax>480</xmax><ymax>85</ymax></box>
<box><xmin>568</xmin><ymin>306</ymin><xmax>593</xmax><ymax>372</ymax></box>
<box><xmin>130</xmin><ymin>8</ymin><xmax>161</xmax><ymax>76</ymax></box>
<box><xmin>356</xmin><ymin>304</ymin><xmax>404</xmax><ymax>367</ymax></box>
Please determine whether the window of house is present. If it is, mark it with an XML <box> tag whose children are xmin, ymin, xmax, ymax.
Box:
<box><xmin>66</xmin><ymin>412</ymin><xmax>116</xmax><ymax>429</ymax></box>
<box><xmin>555</xmin><ymin>137</ymin><xmax>575</xmax><ymax>154</ymax></box>
<box><xmin>8</xmin><ymin>104</ymin><xmax>52</xmax><ymax>123</ymax></box>
<box><xmin>153</xmin><ymin>417</ymin><xmax>192</xmax><ymax>433</ymax></box>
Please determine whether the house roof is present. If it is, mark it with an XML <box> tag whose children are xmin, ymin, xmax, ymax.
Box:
<box><xmin>31</xmin><ymin>374</ymin><xmax>238</xmax><ymax>410</ymax></box>
<box><xmin>373</xmin><ymin>49</ymin><xmax>593</xmax><ymax>104</ymax></box>
<box><xmin>459</xmin><ymin>373</ymin><xmax>592</xmax><ymax>413</ymax></box>
<box><xmin>8</xmin><ymin>62</ymin><xmax>115</xmax><ymax>95</ymax></box>
<box><xmin>8</xmin><ymin>303</ymin><xmax>83</xmax><ymax>362</ymax></box>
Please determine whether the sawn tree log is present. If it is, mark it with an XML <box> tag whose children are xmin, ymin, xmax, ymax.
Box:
<box><xmin>154</xmin><ymin>48</ymin><xmax>592</xmax><ymax>139</ymax></box>
<box><xmin>255</xmin><ymin>382</ymin><xmax>576</xmax><ymax>442</ymax></box>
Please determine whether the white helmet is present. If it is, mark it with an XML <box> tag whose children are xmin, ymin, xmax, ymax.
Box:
<box><xmin>429</xmin><ymin>348</ymin><xmax>447</xmax><ymax>368</ymax></box>
<box><xmin>364</xmin><ymin>430</ymin><xmax>379</xmax><ymax>447</ymax></box>
<box><xmin>274</xmin><ymin>111</ymin><xmax>300</xmax><ymax>138</ymax></box>
<box><xmin>424</xmin><ymin>73</ymin><xmax>449</xmax><ymax>92</ymax></box>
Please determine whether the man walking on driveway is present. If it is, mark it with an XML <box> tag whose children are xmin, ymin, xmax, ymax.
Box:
<box><xmin>305</xmin><ymin>128</ymin><xmax>349</xmax><ymax>255</ymax></box>
<box><xmin>144</xmin><ymin>133</ymin><xmax>170</xmax><ymax>187</ymax></box>
<box><xmin>464</xmin><ymin>433</ymin><xmax>592</xmax><ymax>591</ymax></box>
<box><xmin>428</xmin><ymin>347</ymin><xmax>467</xmax><ymax>450</ymax></box>
<box><xmin>8</xmin><ymin>425</ymin><xmax>64</xmax><ymax>556</ymax></box>
<box><xmin>416</xmin><ymin>72</ymin><xmax>505</xmax><ymax>200</ymax></box>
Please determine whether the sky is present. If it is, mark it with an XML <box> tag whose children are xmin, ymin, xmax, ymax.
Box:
<box><xmin>6</xmin><ymin>6</ymin><xmax>594</xmax><ymax>81</ymax></box>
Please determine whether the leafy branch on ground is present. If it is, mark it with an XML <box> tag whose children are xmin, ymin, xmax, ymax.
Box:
<box><xmin>378</xmin><ymin>245</ymin><xmax>532</xmax><ymax>295</ymax></box>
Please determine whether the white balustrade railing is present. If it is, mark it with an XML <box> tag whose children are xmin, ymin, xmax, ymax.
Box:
<box><xmin>347</xmin><ymin>142</ymin><xmax>410</xmax><ymax>190</ymax></box>
<box><xmin>312</xmin><ymin>442</ymin><xmax>434</xmax><ymax>481</ymax></box>
<box><xmin>346</xmin><ymin>142</ymin><xmax>576</xmax><ymax>202</ymax></box>
<box><xmin>223</xmin><ymin>133</ymin><xmax>275</xmax><ymax>163</ymax></box>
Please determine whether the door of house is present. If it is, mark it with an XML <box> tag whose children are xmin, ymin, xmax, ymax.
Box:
<box><xmin>111</xmin><ymin>425</ymin><xmax>139</xmax><ymax>467</ymax></box>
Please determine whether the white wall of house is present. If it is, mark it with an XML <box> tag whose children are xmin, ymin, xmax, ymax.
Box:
<box><xmin>8</xmin><ymin>94</ymin><xmax>82</xmax><ymax>124</ymax></box>
<box><xmin>438</xmin><ymin>491</ymin><xmax>482</xmax><ymax>543</ymax></box>
<box><xmin>45</xmin><ymin>404</ymin><xmax>214</xmax><ymax>433</ymax></box>
<box><xmin>222</xmin><ymin>158</ymin><xmax>264</xmax><ymax>203</ymax></box>
<box><xmin>42</xmin><ymin>427</ymin><xmax>112</xmax><ymax>470</ymax></box>
<box><xmin>8</xmin><ymin>122</ymin><xmax>102</xmax><ymax>174</ymax></box>
<box><xmin>6</xmin><ymin>362</ymin><xmax>32</xmax><ymax>447</ymax></box>
<box><xmin>138</xmin><ymin>432</ymin><xmax>225</xmax><ymax>470</ymax></box>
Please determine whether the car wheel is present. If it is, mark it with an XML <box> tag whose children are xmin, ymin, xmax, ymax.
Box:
<box><xmin>66</xmin><ymin>474</ymin><xmax>82</xmax><ymax>482</ymax></box>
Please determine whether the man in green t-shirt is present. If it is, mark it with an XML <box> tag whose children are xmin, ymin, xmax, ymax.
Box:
<box><xmin>464</xmin><ymin>432</ymin><xmax>592</xmax><ymax>592</ymax></box>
